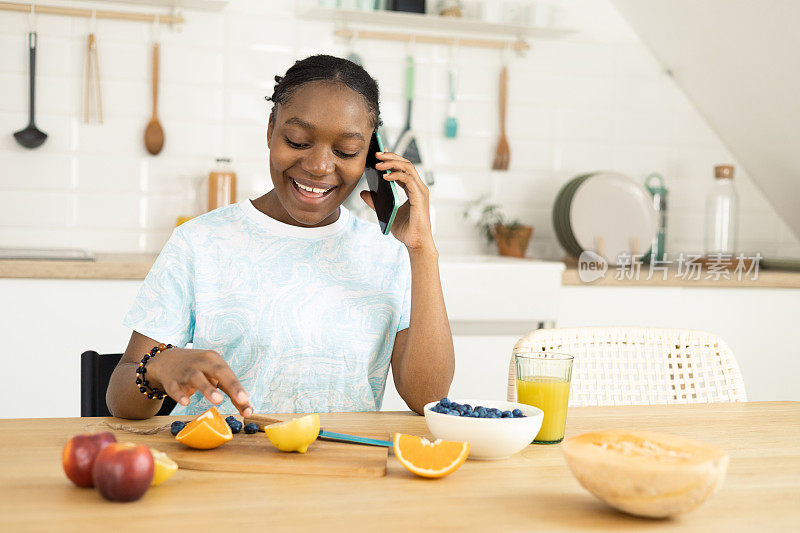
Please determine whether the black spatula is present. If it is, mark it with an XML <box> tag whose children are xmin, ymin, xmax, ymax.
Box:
<box><xmin>393</xmin><ymin>56</ymin><xmax>421</xmax><ymax>164</ymax></box>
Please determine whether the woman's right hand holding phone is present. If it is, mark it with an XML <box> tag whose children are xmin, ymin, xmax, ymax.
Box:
<box><xmin>146</xmin><ymin>347</ymin><xmax>253</xmax><ymax>417</ymax></box>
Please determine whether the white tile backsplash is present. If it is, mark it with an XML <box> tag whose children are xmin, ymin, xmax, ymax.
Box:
<box><xmin>76</xmin><ymin>155</ymin><xmax>141</xmax><ymax>192</ymax></box>
<box><xmin>161</xmin><ymin>46</ymin><xmax>225</xmax><ymax>86</ymax></box>
<box><xmin>0</xmin><ymin>227</ymin><xmax>75</xmax><ymax>249</ymax></box>
<box><xmin>69</xmin><ymin>228</ymin><xmax>146</xmax><ymax>253</ymax></box>
<box><xmin>0</xmin><ymin>191</ymin><xmax>74</xmax><ymax>228</ymax></box>
<box><xmin>74</xmin><ymin>192</ymin><xmax>140</xmax><ymax>229</ymax></box>
<box><xmin>93</xmin><ymin>42</ymin><xmax>149</xmax><ymax>82</ymax></box>
<box><xmin>556</xmin><ymin>141</ymin><xmax>615</xmax><ymax>172</ymax></box>
<box><xmin>505</xmin><ymin>140</ymin><xmax>556</xmax><ymax>172</ymax></box>
<box><xmin>0</xmin><ymin>0</ymin><xmax>797</xmax><ymax>258</ymax></box>
<box><xmin>73</xmin><ymin>117</ymin><xmax>143</xmax><ymax>154</ymax></box>
<box><xmin>1</xmin><ymin>73</ymin><xmax>75</xmax><ymax>115</ymax></box>
<box><xmin>2</xmin><ymin>153</ymin><xmax>74</xmax><ymax>190</ymax></box>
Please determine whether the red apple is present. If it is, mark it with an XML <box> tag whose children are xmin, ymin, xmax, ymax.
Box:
<box><xmin>62</xmin><ymin>432</ymin><xmax>117</xmax><ymax>487</ymax></box>
<box><xmin>92</xmin><ymin>442</ymin><xmax>154</xmax><ymax>502</ymax></box>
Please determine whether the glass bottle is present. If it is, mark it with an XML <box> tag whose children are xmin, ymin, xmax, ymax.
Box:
<box><xmin>175</xmin><ymin>173</ymin><xmax>203</xmax><ymax>227</ymax></box>
<box><xmin>208</xmin><ymin>157</ymin><xmax>237</xmax><ymax>212</ymax></box>
<box><xmin>704</xmin><ymin>165</ymin><xmax>738</xmax><ymax>255</ymax></box>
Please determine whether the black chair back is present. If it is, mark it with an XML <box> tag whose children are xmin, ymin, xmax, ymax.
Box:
<box><xmin>81</xmin><ymin>351</ymin><xmax>176</xmax><ymax>417</ymax></box>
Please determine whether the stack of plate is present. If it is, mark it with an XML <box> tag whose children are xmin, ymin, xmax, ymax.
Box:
<box><xmin>552</xmin><ymin>172</ymin><xmax>658</xmax><ymax>265</ymax></box>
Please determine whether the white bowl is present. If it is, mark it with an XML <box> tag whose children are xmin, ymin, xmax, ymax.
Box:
<box><xmin>423</xmin><ymin>399</ymin><xmax>544</xmax><ymax>460</ymax></box>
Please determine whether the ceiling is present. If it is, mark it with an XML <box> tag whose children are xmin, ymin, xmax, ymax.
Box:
<box><xmin>611</xmin><ymin>0</ymin><xmax>800</xmax><ymax>240</ymax></box>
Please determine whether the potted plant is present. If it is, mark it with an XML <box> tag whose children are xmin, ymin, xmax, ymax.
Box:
<box><xmin>463</xmin><ymin>196</ymin><xmax>533</xmax><ymax>258</ymax></box>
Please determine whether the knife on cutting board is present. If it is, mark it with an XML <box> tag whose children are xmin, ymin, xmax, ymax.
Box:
<box><xmin>245</xmin><ymin>414</ymin><xmax>392</xmax><ymax>448</ymax></box>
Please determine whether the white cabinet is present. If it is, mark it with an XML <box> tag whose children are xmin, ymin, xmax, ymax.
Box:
<box><xmin>7</xmin><ymin>266</ymin><xmax>792</xmax><ymax>418</ymax></box>
<box><xmin>381</xmin><ymin>257</ymin><xmax>565</xmax><ymax>410</ymax></box>
<box><xmin>2</xmin><ymin>257</ymin><xmax>565</xmax><ymax>418</ymax></box>
<box><xmin>557</xmin><ymin>286</ymin><xmax>800</xmax><ymax>401</ymax></box>
<box><xmin>1</xmin><ymin>279</ymin><xmax>142</xmax><ymax>419</ymax></box>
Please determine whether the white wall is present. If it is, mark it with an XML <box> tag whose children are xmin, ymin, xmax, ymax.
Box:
<box><xmin>1</xmin><ymin>0</ymin><xmax>798</xmax><ymax>259</ymax></box>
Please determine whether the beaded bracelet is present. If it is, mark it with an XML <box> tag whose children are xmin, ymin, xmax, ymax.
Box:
<box><xmin>135</xmin><ymin>343</ymin><xmax>173</xmax><ymax>400</ymax></box>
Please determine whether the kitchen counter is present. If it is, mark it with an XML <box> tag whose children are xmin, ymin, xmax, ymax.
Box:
<box><xmin>3</xmin><ymin>254</ymin><xmax>799</xmax><ymax>288</ymax></box>
<box><xmin>1</xmin><ymin>402</ymin><xmax>798</xmax><ymax>531</ymax></box>
<box><xmin>561</xmin><ymin>265</ymin><xmax>800</xmax><ymax>288</ymax></box>
<box><xmin>0</xmin><ymin>253</ymin><xmax>156</xmax><ymax>280</ymax></box>
<box><xmin>0</xmin><ymin>253</ymin><xmax>565</xmax><ymax>280</ymax></box>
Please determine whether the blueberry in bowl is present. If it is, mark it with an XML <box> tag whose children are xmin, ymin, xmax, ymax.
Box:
<box><xmin>423</xmin><ymin>398</ymin><xmax>543</xmax><ymax>460</ymax></box>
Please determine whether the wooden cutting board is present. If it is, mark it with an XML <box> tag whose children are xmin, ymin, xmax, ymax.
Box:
<box><xmin>120</xmin><ymin>416</ymin><xmax>388</xmax><ymax>478</ymax></box>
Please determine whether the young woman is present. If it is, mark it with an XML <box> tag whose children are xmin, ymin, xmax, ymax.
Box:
<box><xmin>107</xmin><ymin>55</ymin><xmax>454</xmax><ymax>419</ymax></box>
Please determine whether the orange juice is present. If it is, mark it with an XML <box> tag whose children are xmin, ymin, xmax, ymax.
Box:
<box><xmin>516</xmin><ymin>377</ymin><xmax>571</xmax><ymax>442</ymax></box>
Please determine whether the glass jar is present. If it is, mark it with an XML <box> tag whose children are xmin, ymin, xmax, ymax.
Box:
<box><xmin>208</xmin><ymin>157</ymin><xmax>237</xmax><ymax>212</ymax></box>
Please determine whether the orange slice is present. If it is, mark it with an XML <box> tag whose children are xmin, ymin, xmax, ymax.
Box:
<box><xmin>393</xmin><ymin>433</ymin><xmax>470</xmax><ymax>479</ymax></box>
<box><xmin>175</xmin><ymin>407</ymin><xmax>232</xmax><ymax>450</ymax></box>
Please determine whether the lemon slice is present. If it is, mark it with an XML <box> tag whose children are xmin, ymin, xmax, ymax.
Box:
<box><xmin>264</xmin><ymin>414</ymin><xmax>320</xmax><ymax>453</ymax></box>
<box><xmin>150</xmin><ymin>448</ymin><xmax>178</xmax><ymax>486</ymax></box>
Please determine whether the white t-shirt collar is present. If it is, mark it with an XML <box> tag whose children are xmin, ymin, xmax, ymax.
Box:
<box><xmin>239</xmin><ymin>199</ymin><xmax>351</xmax><ymax>238</ymax></box>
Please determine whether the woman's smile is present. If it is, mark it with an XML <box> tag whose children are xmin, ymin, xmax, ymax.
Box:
<box><xmin>287</xmin><ymin>174</ymin><xmax>338</xmax><ymax>203</ymax></box>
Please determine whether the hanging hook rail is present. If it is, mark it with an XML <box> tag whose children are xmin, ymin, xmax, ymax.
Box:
<box><xmin>334</xmin><ymin>27</ymin><xmax>530</xmax><ymax>54</ymax></box>
<box><xmin>28</xmin><ymin>1</ymin><xmax>36</xmax><ymax>32</ymax></box>
<box><xmin>0</xmin><ymin>1</ymin><xmax>184</xmax><ymax>28</ymax></box>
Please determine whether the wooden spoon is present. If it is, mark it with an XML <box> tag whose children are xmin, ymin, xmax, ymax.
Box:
<box><xmin>491</xmin><ymin>65</ymin><xmax>510</xmax><ymax>170</ymax></box>
<box><xmin>144</xmin><ymin>42</ymin><xmax>164</xmax><ymax>155</ymax></box>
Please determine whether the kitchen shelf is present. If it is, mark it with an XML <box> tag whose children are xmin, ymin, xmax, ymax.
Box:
<box><xmin>105</xmin><ymin>0</ymin><xmax>228</xmax><ymax>10</ymax></box>
<box><xmin>2</xmin><ymin>0</ymin><xmax>227</xmax><ymax>11</ymax></box>
<box><xmin>296</xmin><ymin>6</ymin><xmax>576</xmax><ymax>52</ymax></box>
<box><xmin>0</xmin><ymin>1</ymin><xmax>189</xmax><ymax>27</ymax></box>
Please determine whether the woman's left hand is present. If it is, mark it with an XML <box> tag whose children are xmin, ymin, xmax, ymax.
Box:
<box><xmin>360</xmin><ymin>151</ymin><xmax>435</xmax><ymax>253</ymax></box>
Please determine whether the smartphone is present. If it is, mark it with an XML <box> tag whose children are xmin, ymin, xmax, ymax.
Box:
<box><xmin>364</xmin><ymin>131</ymin><xmax>400</xmax><ymax>235</ymax></box>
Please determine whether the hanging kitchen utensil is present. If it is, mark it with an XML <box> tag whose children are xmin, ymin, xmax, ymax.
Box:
<box><xmin>393</xmin><ymin>55</ymin><xmax>422</xmax><ymax>165</ymax></box>
<box><xmin>144</xmin><ymin>20</ymin><xmax>164</xmax><ymax>155</ymax></box>
<box><xmin>444</xmin><ymin>60</ymin><xmax>458</xmax><ymax>138</ymax></box>
<box><xmin>83</xmin><ymin>12</ymin><xmax>103</xmax><ymax>124</ymax></box>
<box><xmin>14</xmin><ymin>7</ymin><xmax>47</xmax><ymax>149</ymax></box>
<box><xmin>345</xmin><ymin>33</ymin><xmax>363</xmax><ymax>66</ymax></box>
<box><xmin>491</xmin><ymin>64</ymin><xmax>510</xmax><ymax>170</ymax></box>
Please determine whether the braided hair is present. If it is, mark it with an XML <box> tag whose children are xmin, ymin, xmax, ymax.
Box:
<box><xmin>267</xmin><ymin>54</ymin><xmax>382</xmax><ymax>129</ymax></box>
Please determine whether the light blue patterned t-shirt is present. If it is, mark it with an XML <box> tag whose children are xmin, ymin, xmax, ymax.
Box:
<box><xmin>123</xmin><ymin>200</ymin><xmax>411</xmax><ymax>415</ymax></box>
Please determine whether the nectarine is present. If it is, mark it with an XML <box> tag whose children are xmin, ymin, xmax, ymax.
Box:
<box><xmin>92</xmin><ymin>442</ymin><xmax>154</xmax><ymax>502</ymax></box>
<box><xmin>62</xmin><ymin>432</ymin><xmax>117</xmax><ymax>487</ymax></box>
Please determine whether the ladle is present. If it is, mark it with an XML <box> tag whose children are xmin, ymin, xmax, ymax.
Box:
<box><xmin>14</xmin><ymin>32</ymin><xmax>48</xmax><ymax>149</ymax></box>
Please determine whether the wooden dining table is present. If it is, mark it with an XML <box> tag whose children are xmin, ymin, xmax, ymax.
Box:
<box><xmin>1</xmin><ymin>401</ymin><xmax>798</xmax><ymax>532</ymax></box>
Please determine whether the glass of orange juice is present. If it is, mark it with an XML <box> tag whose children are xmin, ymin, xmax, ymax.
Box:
<box><xmin>515</xmin><ymin>353</ymin><xmax>574</xmax><ymax>444</ymax></box>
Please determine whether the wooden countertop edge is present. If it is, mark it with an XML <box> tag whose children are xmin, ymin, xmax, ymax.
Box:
<box><xmin>0</xmin><ymin>254</ymin><xmax>156</xmax><ymax>280</ymax></box>
<box><xmin>561</xmin><ymin>266</ymin><xmax>800</xmax><ymax>289</ymax></box>
<box><xmin>2</xmin><ymin>256</ymin><xmax>799</xmax><ymax>288</ymax></box>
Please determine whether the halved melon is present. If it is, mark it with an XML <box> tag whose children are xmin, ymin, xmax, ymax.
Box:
<box><xmin>562</xmin><ymin>430</ymin><xmax>728</xmax><ymax>518</ymax></box>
